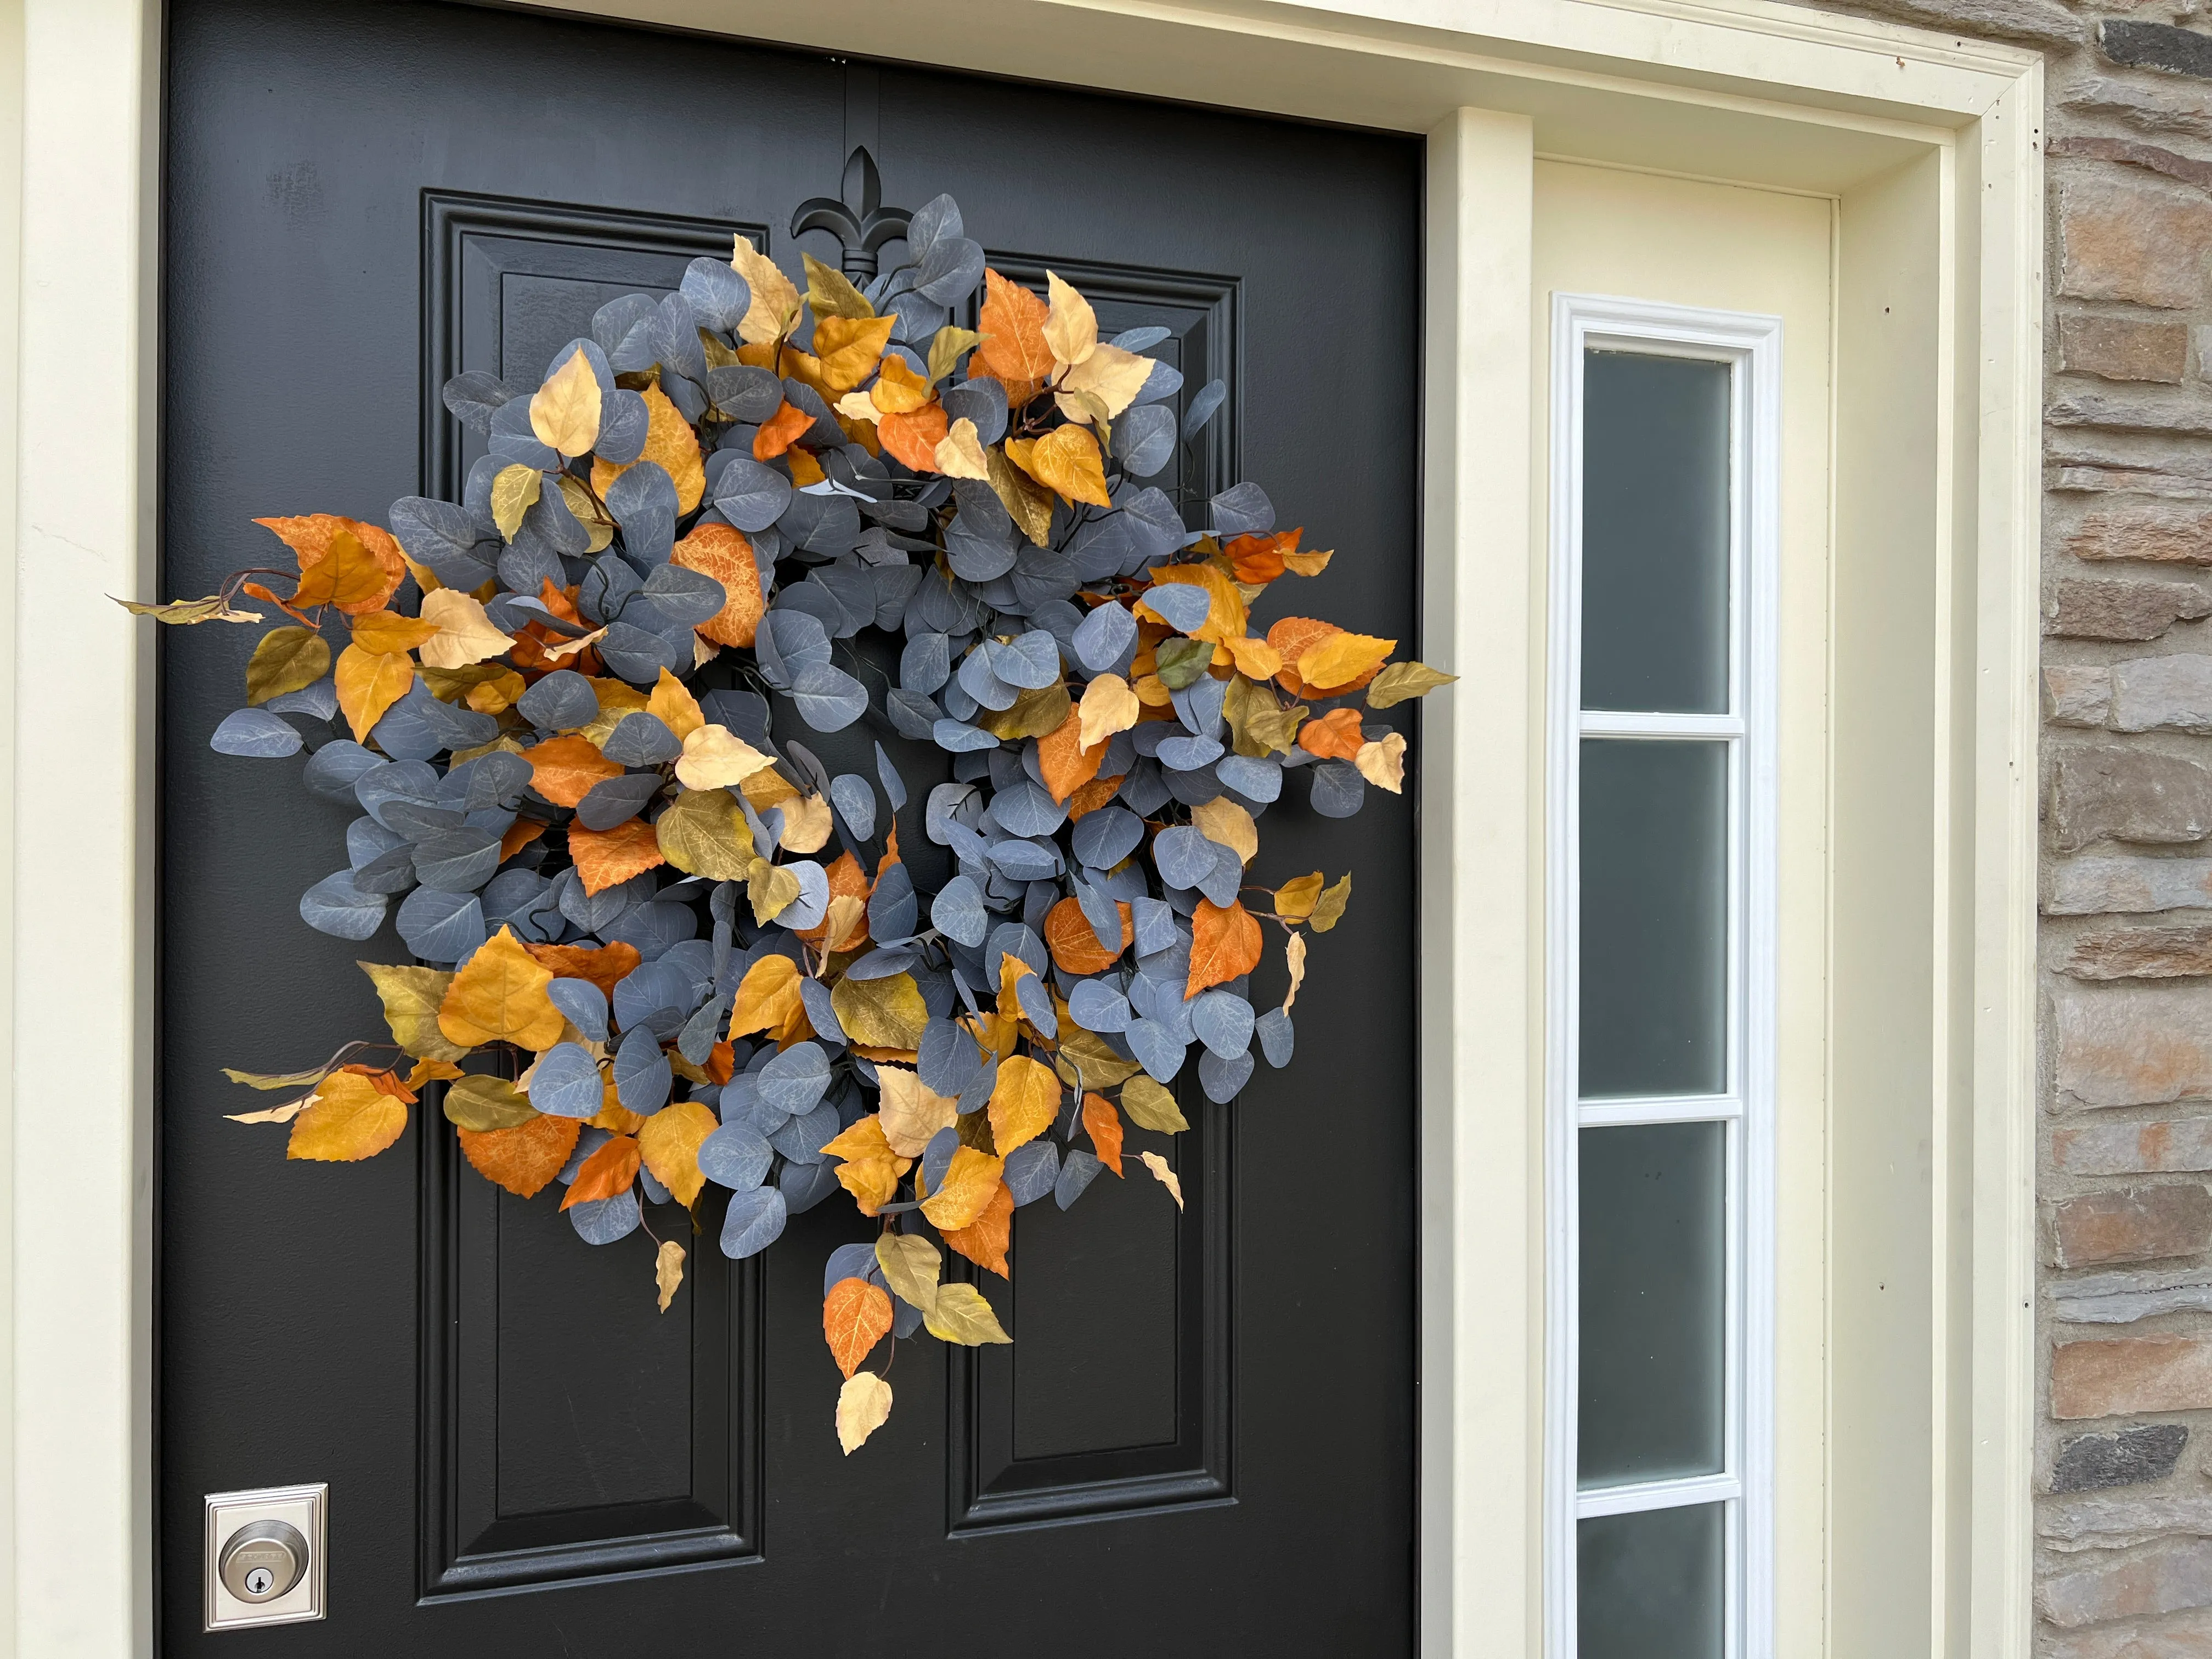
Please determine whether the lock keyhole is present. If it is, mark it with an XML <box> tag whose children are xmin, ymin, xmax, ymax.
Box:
<box><xmin>217</xmin><ymin>1519</ymin><xmax>308</xmax><ymax>1605</ymax></box>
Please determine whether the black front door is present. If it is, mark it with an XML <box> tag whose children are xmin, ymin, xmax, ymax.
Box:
<box><xmin>160</xmin><ymin>2</ymin><xmax>1419</xmax><ymax>1650</ymax></box>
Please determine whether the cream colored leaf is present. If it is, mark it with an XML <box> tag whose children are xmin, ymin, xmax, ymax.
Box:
<box><xmin>934</xmin><ymin>416</ymin><xmax>991</xmax><ymax>481</ymax></box>
<box><xmin>1138</xmin><ymin>1150</ymin><xmax>1184</xmax><ymax>1210</ymax></box>
<box><xmin>922</xmin><ymin>1281</ymin><xmax>1012</xmax><ymax>1346</ymax></box>
<box><xmin>834</xmin><ymin>388</ymin><xmax>880</xmax><ymax>422</ymax></box>
<box><xmin>730</xmin><ymin>234</ymin><xmax>802</xmax><ymax>345</ymax></box>
<box><xmin>836</xmin><ymin>1371</ymin><xmax>894</xmax><ymax>1454</ymax></box>
<box><xmin>490</xmin><ymin>463</ymin><xmax>541</xmax><ymax>541</ymax></box>
<box><xmin>1192</xmin><ymin>796</ymin><xmax>1258</xmax><ymax>866</ymax></box>
<box><xmin>225</xmin><ymin>1096</ymin><xmax>313</xmax><ymax>1125</ymax></box>
<box><xmin>874</xmin><ymin>1232</ymin><xmax>941</xmax><ymax>1314</ymax></box>
<box><xmin>417</xmin><ymin>589</ymin><xmax>516</xmax><ymax>670</ymax></box>
<box><xmin>539</xmin><ymin>625</ymin><xmax>608</xmax><ymax>664</ymax></box>
<box><xmin>1060</xmin><ymin>342</ymin><xmax>1154</xmax><ymax>419</ymax></box>
<box><xmin>819</xmin><ymin>894</ymin><xmax>867</xmax><ymax>960</ymax></box>
<box><xmin>1042</xmin><ymin>270</ymin><xmax>1097</xmax><ymax>368</ymax></box>
<box><xmin>1077</xmin><ymin>673</ymin><xmax>1141</xmax><ymax>751</ymax></box>
<box><xmin>876</xmin><ymin>1064</ymin><xmax>959</xmax><ymax>1158</ymax></box>
<box><xmin>655</xmin><ymin>1240</ymin><xmax>686</xmax><ymax>1313</ymax></box>
<box><xmin>1355</xmin><ymin>731</ymin><xmax>1407</xmax><ymax>793</ymax></box>
<box><xmin>1283</xmin><ymin>930</ymin><xmax>1307</xmax><ymax>1013</ymax></box>
<box><xmin>675</xmin><ymin>723</ymin><xmax>776</xmax><ymax>791</ymax></box>
<box><xmin>529</xmin><ymin>347</ymin><xmax>602</xmax><ymax>458</ymax></box>
<box><xmin>777</xmin><ymin>792</ymin><xmax>833</xmax><ymax>854</ymax></box>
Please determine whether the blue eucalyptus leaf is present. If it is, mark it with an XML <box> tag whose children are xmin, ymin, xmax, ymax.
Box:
<box><xmin>602</xmin><ymin>899</ymin><xmax>697</xmax><ymax>961</ymax></box>
<box><xmin>1067</xmin><ymin>978</ymin><xmax>1132</xmax><ymax>1032</ymax></box>
<box><xmin>602</xmin><ymin>712</ymin><xmax>681</xmax><ymax>766</ymax></box>
<box><xmin>699</xmin><ymin>1120</ymin><xmax>775</xmax><ymax>1192</ymax></box>
<box><xmin>922</xmin><ymin>1126</ymin><xmax>961</xmax><ymax>1193</ymax></box>
<box><xmin>929</xmin><ymin>874</ymin><xmax>988</xmax><ymax>947</ymax></box>
<box><xmin>1141</xmin><ymin>583</ymin><xmax>1211</xmax><ymax>635</ymax></box>
<box><xmin>1191</xmin><ymin>990</ymin><xmax>1255</xmax><ymax>1060</ymax></box>
<box><xmin>1311</xmin><ymin>759</ymin><xmax>1366</xmax><ymax>818</ymax></box>
<box><xmin>989</xmin><ymin>778</ymin><xmax>1065</xmax><ymax>839</ymax></box>
<box><xmin>1070</xmin><ymin>804</ymin><xmax>1143</xmax><ymax>870</ymax></box>
<box><xmin>1004</xmin><ymin>1139</ymin><xmax>1060</xmax><ymax>1207</ymax></box>
<box><xmin>396</xmin><ymin>887</ymin><xmax>487</xmax><ymax>962</ymax></box>
<box><xmin>1255</xmin><ymin>1007</ymin><xmax>1294</xmax><ymax>1068</ymax></box>
<box><xmin>1071</xmin><ymin>601</ymin><xmax>1137</xmax><ymax>673</ymax></box>
<box><xmin>1013</xmin><ymin>972</ymin><xmax>1058</xmax><ymax>1039</ymax></box>
<box><xmin>780</xmin><ymin>1156</ymin><xmax>842</xmax><ymax>1215</ymax></box>
<box><xmin>712</xmin><ymin>457</ymin><xmax>793</xmax><ymax>533</ymax></box>
<box><xmin>569</xmin><ymin>1189</ymin><xmax>642</xmax><ymax>1245</ymax></box>
<box><xmin>799</xmin><ymin>977</ymin><xmax>845</xmax><ymax>1048</ymax></box>
<box><xmin>1199</xmin><ymin>1046</ymin><xmax>1255</xmax><ymax>1103</ymax></box>
<box><xmin>613</xmin><ymin>1025</ymin><xmax>673</xmax><ymax>1115</ymax></box>
<box><xmin>874</xmin><ymin>741</ymin><xmax>908</xmax><ymax>812</ymax></box>
<box><xmin>680</xmin><ymin>255</ymin><xmax>752</xmax><ymax>333</ymax></box>
<box><xmin>1127</xmin><ymin>1018</ymin><xmax>1187</xmax><ymax>1083</ymax></box>
<box><xmin>985</xmin><ymin>837</ymin><xmax>1061</xmax><ymax>882</ymax></box>
<box><xmin>758</xmin><ymin>1041</ymin><xmax>831</xmax><ymax>1115</ymax></box>
<box><xmin>829</xmin><ymin>773</ymin><xmax>876</xmax><ymax>840</ymax></box>
<box><xmin>576</xmin><ymin>771</ymin><xmax>662</xmax><ymax>831</ymax></box>
<box><xmin>299</xmin><ymin>870</ymin><xmax>387</xmax><ymax>940</ymax></box>
<box><xmin>932</xmin><ymin>719</ymin><xmax>998</xmax><ymax>754</ymax></box>
<box><xmin>1215</xmin><ymin>753</ymin><xmax>1282</xmax><ymax>803</ymax></box>
<box><xmin>771</xmin><ymin>1099</ymin><xmax>839</xmax><ymax>1165</ymax></box>
<box><xmin>1157</xmin><ymin>733</ymin><xmax>1225</xmax><ymax>773</ymax></box>
<box><xmin>263</xmin><ymin>679</ymin><xmax>338</xmax><ymax>721</ymax></box>
<box><xmin>1054</xmin><ymin>1148</ymin><xmax>1103</xmax><ymax>1211</ymax></box>
<box><xmin>529</xmin><ymin>1042</ymin><xmax>608</xmax><ymax>1118</ymax></box>
<box><xmin>411</xmin><ymin>826</ymin><xmax>502</xmax><ymax>893</ymax></box>
<box><xmin>211</xmin><ymin>708</ymin><xmax>303</xmax><ymax>758</ymax></box>
<box><xmin>720</xmin><ymin>1186</ymin><xmax>787</xmax><ymax>1258</ymax></box>
<box><xmin>594</xmin><ymin>388</ymin><xmax>651</xmax><ymax>465</ymax></box>
<box><xmin>1184</xmin><ymin>377</ymin><xmax>1227</xmax><ymax>437</ymax></box>
<box><xmin>547</xmin><ymin>978</ymin><xmax>608</xmax><ymax>1043</ymax></box>
<box><xmin>1152</xmin><ymin>825</ymin><xmax>1216</xmax><ymax>890</ymax></box>
<box><xmin>822</xmin><ymin>1241</ymin><xmax>879</xmax><ymax>1295</ymax></box>
<box><xmin>869</xmin><ymin>861</ymin><xmax>918</xmax><ymax>941</ymax></box>
<box><xmin>1130</xmin><ymin>360</ymin><xmax>1185</xmax><ymax>407</ymax></box>
<box><xmin>987</xmin><ymin>630</ymin><xmax>1062</xmax><ymax>691</ymax></box>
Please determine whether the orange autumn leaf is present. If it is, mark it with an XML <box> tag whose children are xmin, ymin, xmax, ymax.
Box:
<box><xmin>437</xmin><ymin>926</ymin><xmax>567</xmax><ymax>1051</ymax></box>
<box><xmin>919</xmin><ymin>1147</ymin><xmax>1006</xmax><ymax>1231</ymax></box>
<box><xmin>1036</xmin><ymin>707</ymin><xmax>1105</xmax><ymax>804</ymax></box>
<box><xmin>499</xmin><ymin>818</ymin><xmax>548</xmax><ymax>862</ymax></box>
<box><xmin>977</xmin><ymin>269</ymin><xmax>1054</xmax><ymax>390</ymax></box>
<box><xmin>941</xmin><ymin>1181</ymin><xmax>1013</xmax><ymax>1278</ymax></box>
<box><xmin>1186</xmin><ymin>899</ymin><xmax>1263</xmax><ymax>999</ymax></box>
<box><xmin>729</xmin><ymin>954</ymin><xmax>810</xmax><ymax>1044</ymax></box>
<box><xmin>754</xmin><ymin>400</ymin><xmax>814</xmax><ymax>460</ymax></box>
<box><xmin>823</xmin><ymin>1277</ymin><xmax>894</xmax><ymax>1380</ymax></box>
<box><xmin>1044</xmin><ymin>895</ymin><xmax>1131</xmax><ymax>976</ymax></box>
<box><xmin>1224</xmin><ymin>528</ymin><xmax>1300</xmax><ymax>584</ymax></box>
<box><xmin>706</xmin><ymin>1041</ymin><xmax>736</xmax><ymax>1085</ymax></box>
<box><xmin>1266</xmin><ymin>616</ymin><xmax>1348</xmax><ymax>697</ymax></box>
<box><xmin>1297</xmin><ymin>707</ymin><xmax>1367</xmax><ymax>763</ymax></box>
<box><xmin>459</xmin><ymin>1113</ymin><xmax>582</xmax><ymax>1199</ymax></box>
<box><xmin>561</xmin><ymin>1133</ymin><xmax>641</xmax><ymax>1210</ymax></box>
<box><xmin>671</xmin><ymin>522</ymin><xmax>765</xmax><ymax>648</ymax></box>
<box><xmin>240</xmin><ymin>579</ymin><xmax>317</xmax><ymax>627</ymax></box>
<box><xmin>877</xmin><ymin>402</ymin><xmax>950</xmax><ymax>473</ymax></box>
<box><xmin>524</xmin><ymin>734</ymin><xmax>622</xmax><ymax>808</ymax></box>
<box><xmin>341</xmin><ymin>1061</ymin><xmax>418</xmax><ymax>1104</ymax></box>
<box><xmin>1066</xmin><ymin>773</ymin><xmax>1125</xmax><ymax>819</ymax></box>
<box><xmin>569</xmin><ymin>817</ymin><xmax>667</xmax><ymax>894</ymax></box>
<box><xmin>794</xmin><ymin>850</ymin><xmax>871</xmax><ymax>949</ymax></box>
<box><xmin>256</xmin><ymin>515</ymin><xmax>406</xmax><ymax>614</ymax></box>
<box><xmin>334</xmin><ymin>644</ymin><xmax>415</xmax><ymax>742</ymax></box>
<box><xmin>1081</xmin><ymin>1091</ymin><xmax>1125</xmax><ymax>1176</ymax></box>
<box><xmin>522</xmin><ymin>939</ymin><xmax>640</xmax><ymax>997</ymax></box>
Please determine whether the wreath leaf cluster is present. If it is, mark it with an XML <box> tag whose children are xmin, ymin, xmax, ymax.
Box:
<box><xmin>131</xmin><ymin>189</ymin><xmax>1454</xmax><ymax>1452</ymax></box>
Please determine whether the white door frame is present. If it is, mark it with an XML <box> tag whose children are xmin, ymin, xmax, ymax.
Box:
<box><xmin>4</xmin><ymin>1</ymin><xmax>2041</xmax><ymax>1654</ymax></box>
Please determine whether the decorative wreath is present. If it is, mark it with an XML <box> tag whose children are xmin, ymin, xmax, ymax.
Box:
<box><xmin>129</xmin><ymin>180</ymin><xmax>1452</xmax><ymax>1452</ymax></box>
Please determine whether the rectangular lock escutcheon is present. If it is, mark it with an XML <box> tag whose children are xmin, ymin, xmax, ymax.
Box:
<box><xmin>203</xmin><ymin>1483</ymin><xmax>326</xmax><ymax>1632</ymax></box>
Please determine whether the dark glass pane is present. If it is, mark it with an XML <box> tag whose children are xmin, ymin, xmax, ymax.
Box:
<box><xmin>1578</xmin><ymin>739</ymin><xmax>1728</xmax><ymax>1098</ymax></box>
<box><xmin>1578</xmin><ymin>1122</ymin><xmax>1726</xmax><ymax>1485</ymax></box>
<box><xmin>1577</xmin><ymin>1503</ymin><xmax>1725</xmax><ymax>1659</ymax></box>
<box><xmin>1581</xmin><ymin>350</ymin><xmax>1731</xmax><ymax>714</ymax></box>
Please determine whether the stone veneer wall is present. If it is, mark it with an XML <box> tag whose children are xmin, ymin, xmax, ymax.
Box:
<box><xmin>1800</xmin><ymin>1</ymin><xmax>2212</xmax><ymax>1648</ymax></box>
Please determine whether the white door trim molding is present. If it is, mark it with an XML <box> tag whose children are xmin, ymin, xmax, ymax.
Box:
<box><xmin>5</xmin><ymin>1</ymin><xmax>2040</xmax><ymax>1655</ymax></box>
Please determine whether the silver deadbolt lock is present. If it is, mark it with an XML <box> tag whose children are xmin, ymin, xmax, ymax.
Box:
<box><xmin>218</xmin><ymin>1519</ymin><xmax>307</xmax><ymax>1602</ymax></box>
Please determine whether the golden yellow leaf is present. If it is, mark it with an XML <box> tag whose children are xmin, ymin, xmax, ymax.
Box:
<box><xmin>824</xmin><ymin>1117</ymin><xmax>905</xmax><ymax>1216</ymax></box>
<box><xmin>810</xmin><ymin>315</ymin><xmax>897</xmax><ymax>394</ymax></box>
<box><xmin>1365</xmin><ymin>659</ymin><xmax>1457</xmax><ymax>708</ymax></box>
<box><xmin>1144</xmin><ymin>561</ymin><xmax>1247</xmax><ymax>645</ymax></box>
<box><xmin>523</xmin><ymin>734</ymin><xmax>621</xmax><ymax>808</ymax></box>
<box><xmin>729</xmin><ymin>953</ymin><xmax>809</xmax><ymax>1043</ymax></box>
<box><xmin>927</xmin><ymin>326</ymin><xmax>981</xmax><ymax>383</ymax></box>
<box><xmin>979</xmin><ymin>683</ymin><xmax>1074</xmax><ymax>744</ymax></box>
<box><xmin>441</xmin><ymin>1074</ymin><xmax>538</xmax><ymax>1131</ymax></box>
<box><xmin>416</xmin><ymin>589</ymin><xmax>515</xmax><ymax>670</ymax></box>
<box><xmin>1192</xmin><ymin>796</ymin><xmax>1258</xmax><ymax>865</ymax></box>
<box><xmin>1275</xmin><ymin>872</ymin><xmax>1323</xmax><ymax>920</ymax></box>
<box><xmin>1077</xmin><ymin>673</ymin><xmax>1140</xmax><ymax>751</ymax></box>
<box><xmin>1282</xmin><ymin>548</ymin><xmax>1334</xmax><ymax>576</ymax></box>
<box><xmin>777</xmin><ymin>792</ymin><xmax>833</xmax><ymax>854</ymax></box>
<box><xmin>803</xmin><ymin>250</ymin><xmax>875</xmax><ymax>320</ymax></box>
<box><xmin>874</xmin><ymin>1232</ymin><xmax>941</xmax><ymax>1314</ymax></box>
<box><xmin>1296</xmin><ymin>630</ymin><xmax>1398</xmax><ymax>695</ymax></box>
<box><xmin>656</xmin><ymin>1240</ymin><xmax>686</xmax><ymax>1313</ymax></box>
<box><xmin>117</xmin><ymin>593</ymin><xmax>261</xmax><ymax>625</ymax></box>
<box><xmin>286</xmin><ymin>1070</ymin><xmax>409</xmax><ymax>1162</ymax></box>
<box><xmin>1223</xmin><ymin>635</ymin><xmax>1283</xmax><ymax>681</ymax></box>
<box><xmin>1139</xmin><ymin>1149</ymin><xmax>1184</xmax><ymax>1209</ymax></box>
<box><xmin>437</xmin><ymin>926</ymin><xmax>567</xmax><ymax>1051</ymax></box>
<box><xmin>675</xmin><ymin>723</ymin><xmax>774</xmax><ymax>791</ymax></box>
<box><xmin>1062</xmin><ymin>343</ymin><xmax>1154</xmax><ymax>418</ymax></box>
<box><xmin>837</xmin><ymin>1370</ymin><xmax>894</xmax><ymax>1453</ymax></box>
<box><xmin>1042</xmin><ymin>270</ymin><xmax>1098</xmax><ymax>367</ymax></box>
<box><xmin>490</xmin><ymin>462</ymin><xmax>541</xmax><ymax>540</ymax></box>
<box><xmin>1356</xmin><ymin>731</ymin><xmax>1407</xmax><ymax>793</ymax></box>
<box><xmin>359</xmin><ymin>962</ymin><xmax>468</xmax><ymax>1061</ymax></box>
<box><xmin>348</xmin><ymin>609</ymin><xmax>441</xmax><ymax>656</ymax></box>
<box><xmin>941</xmin><ymin>1181</ymin><xmax>1012</xmax><ymax>1277</ymax></box>
<box><xmin>923</xmin><ymin>1281</ymin><xmax>1012</xmax><ymax>1346</ymax></box>
<box><xmin>589</xmin><ymin>383</ymin><xmax>706</xmax><ymax>514</ymax></box>
<box><xmin>1132</xmin><ymin>673</ymin><xmax>1172</xmax><ymax>707</ymax></box>
<box><xmin>739</xmin><ymin>764</ymin><xmax>799</xmax><ymax>812</ymax></box>
<box><xmin>1120</xmin><ymin>1074</ymin><xmax>1190</xmax><ymax>1133</ymax></box>
<box><xmin>639</xmin><ymin>1098</ymin><xmax>719</xmax><ymax>1207</ymax></box>
<box><xmin>529</xmin><ymin>347</ymin><xmax>602</xmax><ymax>457</ymax></box>
<box><xmin>1026</xmin><ymin>424</ymin><xmax>1111</xmax><ymax>509</ymax></box>
<box><xmin>647</xmin><ymin>667</ymin><xmax>704</xmax><ymax>740</ymax></box>
<box><xmin>1311</xmin><ymin>872</ymin><xmax>1352</xmax><ymax>933</ymax></box>
<box><xmin>987</xmin><ymin>1055</ymin><xmax>1060</xmax><ymax>1156</ymax></box>
<box><xmin>730</xmin><ymin>234</ymin><xmax>802</xmax><ymax>344</ymax></box>
<box><xmin>747</xmin><ymin>857</ymin><xmax>802</xmax><ymax>925</ymax></box>
<box><xmin>245</xmin><ymin>627</ymin><xmax>330</xmax><ymax>705</ymax></box>
<box><xmin>1283</xmin><ymin>929</ymin><xmax>1308</xmax><ymax>1012</ymax></box>
<box><xmin>869</xmin><ymin>354</ymin><xmax>933</xmax><ymax>414</ymax></box>
<box><xmin>985</xmin><ymin>445</ymin><xmax>1056</xmax><ymax>547</ymax></box>
<box><xmin>654</xmin><ymin>786</ymin><xmax>754</xmax><ymax>881</ymax></box>
<box><xmin>934</xmin><ymin>416</ymin><xmax>991</xmax><ymax>480</ymax></box>
<box><xmin>334</xmin><ymin>643</ymin><xmax>415</xmax><ymax>742</ymax></box>
<box><xmin>832</xmin><ymin>970</ymin><xmax>930</xmax><ymax>1050</ymax></box>
<box><xmin>823</xmin><ymin>1276</ymin><xmax>894</xmax><ymax>1379</ymax></box>
<box><xmin>918</xmin><ymin>1147</ymin><xmax>1005</xmax><ymax>1231</ymax></box>
<box><xmin>875</xmin><ymin>1064</ymin><xmax>959</xmax><ymax>1158</ymax></box>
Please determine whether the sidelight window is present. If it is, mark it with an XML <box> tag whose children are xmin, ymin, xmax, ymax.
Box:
<box><xmin>1544</xmin><ymin>297</ymin><xmax>1781</xmax><ymax>1659</ymax></box>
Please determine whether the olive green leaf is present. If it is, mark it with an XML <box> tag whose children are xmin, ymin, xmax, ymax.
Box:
<box><xmin>245</xmin><ymin>626</ymin><xmax>331</xmax><ymax>706</ymax></box>
<box><xmin>442</xmin><ymin>1074</ymin><xmax>539</xmax><ymax>1132</ymax></box>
